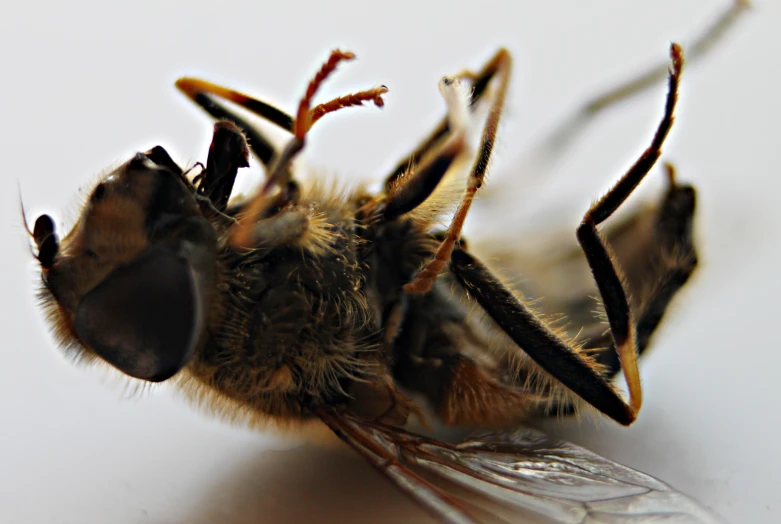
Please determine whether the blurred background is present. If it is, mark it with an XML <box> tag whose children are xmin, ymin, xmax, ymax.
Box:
<box><xmin>1</xmin><ymin>1</ymin><xmax>778</xmax><ymax>522</ymax></box>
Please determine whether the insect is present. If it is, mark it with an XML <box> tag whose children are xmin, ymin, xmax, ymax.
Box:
<box><xmin>25</xmin><ymin>2</ymin><xmax>747</xmax><ymax>522</ymax></box>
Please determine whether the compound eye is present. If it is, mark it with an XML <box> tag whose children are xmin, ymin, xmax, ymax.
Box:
<box><xmin>74</xmin><ymin>242</ymin><xmax>202</xmax><ymax>382</ymax></box>
<box><xmin>73</xmin><ymin>215</ymin><xmax>216</xmax><ymax>382</ymax></box>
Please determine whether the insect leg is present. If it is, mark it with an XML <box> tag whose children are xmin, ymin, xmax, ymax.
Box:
<box><xmin>582</xmin><ymin>164</ymin><xmax>698</xmax><ymax>376</ymax></box>
<box><xmin>403</xmin><ymin>49</ymin><xmax>511</xmax><ymax>294</ymax></box>
<box><xmin>176</xmin><ymin>77</ymin><xmax>293</xmax><ymax>168</ymax></box>
<box><xmin>572</xmin><ymin>43</ymin><xmax>682</xmax><ymax>419</ymax></box>
<box><xmin>536</xmin><ymin>0</ymin><xmax>749</xmax><ymax>159</ymax></box>
<box><xmin>195</xmin><ymin>121</ymin><xmax>250</xmax><ymax>213</ymax></box>
<box><xmin>228</xmin><ymin>50</ymin><xmax>387</xmax><ymax>248</ymax></box>
<box><xmin>442</xmin><ymin>46</ymin><xmax>684</xmax><ymax>425</ymax></box>
<box><xmin>310</xmin><ymin>87</ymin><xmax>387</xmax><ymax>126</ymax></box>
<box><xmin>262</xmin><ymin>50</ymin><xmax>386</xmax><ymax>193</ymax></box>
<box><xmin>384</xmin><ymin>48</ymin><xmax>509</xmax><ymax>191</ymax></box>
<box><xmin>450</xmin><ymin>247</ymin><xmax>632</xmax><ymax>424</ymax></box>
<box><xmin>382</xmin><ymin>77</ymin><xmax>472</xmax><ymax>221</ymax></box>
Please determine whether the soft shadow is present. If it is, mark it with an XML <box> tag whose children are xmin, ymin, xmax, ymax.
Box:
<box><xmin>180</xmin><ymin>444</ymin><xmax>436</xmax><ymax>524</ymax></box>
<box><xmin>177</xmin><ymin>414</ymin><xmax>687</xmax><ymax>524</ymax></box>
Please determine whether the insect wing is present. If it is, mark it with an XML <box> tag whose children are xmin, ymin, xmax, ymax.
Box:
<box><xmin>317</xmin><ymin>411</ymin><xmax>722</xmax><ymax>524</ymax></box>
<box><xmin>317</xmin><ymin>409</ymin><xmax>479</xmax><ymax>523</ymax></box>
<box><xmin>443</xmin><ymin>428</ymin><xmax>723</xmax><ymax>523</ymax></box>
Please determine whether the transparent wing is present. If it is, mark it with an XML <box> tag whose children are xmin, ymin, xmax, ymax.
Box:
<box><xmin>316</xmin><ymin>410</ymin><xmax>722</xmax><ymax>524</ymax></box>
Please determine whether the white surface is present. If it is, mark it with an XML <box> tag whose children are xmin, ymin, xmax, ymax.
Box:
<box><xmin>1</xmin><ymin>1</ymin><xmax>779</xmax><ymax>523</ymax></box>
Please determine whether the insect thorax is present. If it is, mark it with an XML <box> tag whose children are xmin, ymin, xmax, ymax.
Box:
<box><xmin>182</xmin><ymin>190</ymin><xmax>439</xmax><ymax>424</ymax></box>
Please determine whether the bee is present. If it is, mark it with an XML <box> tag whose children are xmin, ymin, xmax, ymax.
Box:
<box><xmin>25</xmin><ymin>2</ymin><xmax>747</xmax><ymax>522</ymax></box>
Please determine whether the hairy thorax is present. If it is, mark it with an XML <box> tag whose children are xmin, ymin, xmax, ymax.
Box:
<box><xmin>180</xmin><ymin>189</ymin><xmax>434</xmax><ymax>426</ymax></box>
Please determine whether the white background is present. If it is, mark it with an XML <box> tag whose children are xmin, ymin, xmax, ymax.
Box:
<box><xmin>1</xmin><ymin>1</ymin><xmax>779</xmax><ymax>523</ymax></box>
